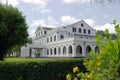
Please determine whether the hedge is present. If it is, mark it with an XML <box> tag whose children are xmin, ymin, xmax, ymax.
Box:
<box><xmin>0</xmin><ymin>58</ymin><xmax>86</xmax><ymax>80</ymax></box>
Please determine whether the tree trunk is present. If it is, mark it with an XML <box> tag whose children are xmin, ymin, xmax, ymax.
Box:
<box><xmin>0</xmin><ymin>46</ymin><xmax>6</xmax><ymax>61</ymax></box>
<box><xmin>0</xmin><ymin>51</ymin><xmax>4</xmax><ymax>61</ymax></box>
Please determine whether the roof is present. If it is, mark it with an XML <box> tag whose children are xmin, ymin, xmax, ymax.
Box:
<box><xmin>35</xmin><ymin>26</ymin><xmax>55</xmax><ymax>33</ymax></box>
<box><xmin>68</xmin><ymin>20</ymin><xmax>95</xmax><ymax>30</ymax></box>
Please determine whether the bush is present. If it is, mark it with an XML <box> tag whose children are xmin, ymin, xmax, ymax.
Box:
<box><xmin>0</xmin><ymin>58</ymin><xmax>86</xmax><ymax>80</ymax></box>
<box><xmin>66</xmin><ymin>20</ymin><xmax>120</xmax><ymax>80</ymax></box>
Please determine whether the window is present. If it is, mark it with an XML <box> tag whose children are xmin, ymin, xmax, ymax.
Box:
<box><xmin>63</xmin><ymin>46</ymin><xmax>66</xmax><ymax>54</ymax></box>
<box><xmin>79</xmin><ymin>28</ymin><xmax>81</xmax><ymax>33</ymax></box>
<box><xmin>50</xmin><ymin>49</ymin><xmax>52</xmax><ymax>55</ymax></box>
<box><xmin>47</xmin><ymin>49</ymin><xmax>49</xmax><ymax>55</ymax></box>
<box><xmin>60</xmin><ymin>35</ymin><xmax>64</xmax><ymax>39</ymax></box>
<box><xmin>72</xmin><ymin>27</ymin><xmax>76</xmax><ymax>32</ymax></box>
<box><xmin>81</xmin><ymin>23</ymin><xmax>84</xmax><ymax>27</ymax></box>
<box><xmin>84</xmin><ymin>29</ymin><xmax>86</xmax><ymax>34</ymax></box>
<box><xmin>44</xmin><ymin>31</ymin><xmax>46</xmax><ymax>34</ymax></box>
<box><xmin>54</xmin><ymin>48</ymin><xmax>56</xmax><ymax>55</ymax></box>
<box><xmin>50</xmin><ymin>36</ymin><xmax>52</xmax><ymax>42</ymax></box>
<box><xmin>69</xmin><ymin>45</ymin><xmax>72</xmax><ymax>54</ymax></box>
<box><xmin>76</xmin><ymin>45</ymin><xmax>82</xmax><ymax>54</ymax></box>
<box><xmin>54</xmin><ymin>36</ymin><xmax>56</xmax><ymax>41</ymax></box>
<box><xmin>47</xmin><ymin>37</ymin><xmax>49</xmax><ymax>43</ymax></box>
<box><xmin>88</xmin><ymin>30</ymin><xmax>91</xmax><ymax>34</ymax></box>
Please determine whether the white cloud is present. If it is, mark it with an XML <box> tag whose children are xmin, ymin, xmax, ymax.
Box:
<box><xmin>104</xmin><ymin>14</ymin><xmax>110</xmax><ymax>19</ymax></box>
<box><xmin>40</xmin><ymin>9</ymin><xmax>52</xmax><ymax>14</ymax></box>
<box><xmin>63</xmin><ymin>0</ymin><xmax>91</xmax><ymax>4</ymax></box>
<box><xmin>1</xmin><ymin>0</ymin><xmax>19</xmax><ymax>6</ymax></box>
<box><xmin>60</xmin><ymin>15</ymin><xmax>95</xmax><ymax>27</ymax></box>
<box><xmin>95</xmin><ymin>23</ymin><xmax>115</xmax><ymax>33</ymax></box>
<box><xmin>84</xmin><ymin>19</ymin><xmax>96</xmax><ymax>26</ymax></box>
<box><xmin>29</xmin><ymin>18</ymin><xmax>57</xmax><ymax>37</ymax></box>
<box><xmin>31</xmin><ymin>19</ymin><xmax>45</xmax><ymax>26</ymax></box>
<box><xmin>23</xmin><ymin>0</ymin><xmax>52</xmax><ymax>14</ymax></box>
<box><xmin>21</xmin><ymin>0</ymin><xmax>48</xmax><ymax>6</ymax></box>
<box><xmin>31</xmin><ymin>16</ymin><xmax>59</xmax><ymax>27</ymax></box>
<box><xmin>31</xmin><ymin>7</ymin><xmax>52</xmax><ymax>14</ymax></box>
<box><xmin>60</xmin><ymin>15</ymin><xmax>79</xmax><ymax>24</ymax></box>
<box><xmin>47</xmin><ymin>16</ymin><xmax>59</xmax><ymax>25</ymax></box>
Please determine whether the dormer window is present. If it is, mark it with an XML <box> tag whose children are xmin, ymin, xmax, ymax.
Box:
<box><xmin>72</xmin><ymin>27</ymin><xmax>76</xmax><ymax>32</ymax></box>
<box><xmin>84</xmin><ymin>29</ymin><xmax>86</xmax><ymax>34</ymax></box>
<box><xmin>88</xmin><ymin>30</ymin><xmax>91</xmax><ymax>34</ymax></box>
<box><xmin>60</xmin><ymin>35</ymin><xmax>64</xmax><ymax>40</ymax></box>
<box><xmin>81</xmin><ymin>23</ymin><xmax>84</xmax><ymax>27</ymax></box>
<box><xmin>79</xmin><ymin>28</ymin><xmax>81</xmax><ymax>33</ymax></box>
<box><xmin>44</xmin><ymin>31</ymin><xmax>46</xmax><ymax>34</ymax></box>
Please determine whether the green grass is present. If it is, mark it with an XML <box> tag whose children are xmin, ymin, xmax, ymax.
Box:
<box><xmin>3</xmin><ymin>57</ymin><xmax>84</xmax><ymax>63</ymax></box>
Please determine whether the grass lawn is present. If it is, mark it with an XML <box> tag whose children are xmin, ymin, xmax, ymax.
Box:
<box><xmin>3</xmin><ymin>57</ymin><xmax>84</xmax><ymax>63</ymax></box>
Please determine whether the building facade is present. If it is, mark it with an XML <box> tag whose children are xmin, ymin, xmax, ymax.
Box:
<box><xmin>21</xmin><ymin>20</ymin><xmax>99</xmax><ymax>58</ymax></box>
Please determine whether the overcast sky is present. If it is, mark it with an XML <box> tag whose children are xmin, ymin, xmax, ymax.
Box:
<box><xmin>2</xmin><ymin>0</ymin><xmax>120</xmax><ymax>37</ymax></box>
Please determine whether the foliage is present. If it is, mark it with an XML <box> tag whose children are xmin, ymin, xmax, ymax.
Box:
<box><xmin>0</xmin><ymin>58</ymin><xmax>86</xmax><ymax>80</ymax></box>
<box><xmin>96</xmin><ymin>30</ymin><xmax>117</xmax><ymax>40</ymax></box>
<box><xmin>0</xmin><ymin>4</ymin><xmax>28</xmax><ymax>60</ymax></box>
<box><xmin>66</xmin><ymin>20</ymin><xmax>120</xmax><ymax>80</ymax></box>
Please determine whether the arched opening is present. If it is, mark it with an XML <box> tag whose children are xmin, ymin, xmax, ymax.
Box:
<box><xmin>58</xmin><ymin>47</ymin><xmax>61</xmax><ymax>55</ymax></box>
<box><xmin>95</xmin><ymin>46</ymin><xmax>100</xmax><ymax>53</ymax></box>
<box><xmin>54</xmin><ymin>48</ymin><xmax>56</xmax><ymax>55</ymax></box>
<box><xmin>63</xmin><ymin>46</ymin><xmax>66</xmax><ymax>54</ymax></box>
<box><xmin>68</xmin><ymin>45</ymin><xmax>72</xmax><ymax>54</ymax></box>
<box><xmin>86</xmin><ymin>46</ymin><xmax>91</xmax><ymax>54</ymax></box>
<box><xmin>50</xmin><ymin>48</ymin><xmax>52</xmax><ymax>55</ymax></box>
<box><xmin>76</xmin><ymin>45</ymin><xmax>82</xmax><ymax>54</ymax></box>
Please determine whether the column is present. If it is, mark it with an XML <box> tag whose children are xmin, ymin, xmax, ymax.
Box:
<box><xmin>72</xmin><ymin>44</ymin><xmax>76</xmax><ymax>57</ymax></box>
<box><xmin>83</xmin><ymin>42</ymin><xmax>86</xmax><ymax>57</ymax></box>
<box><xmin>66</xmin><ymin>45</ymin><xmax>69</xmax><ymax>57</ymax></box>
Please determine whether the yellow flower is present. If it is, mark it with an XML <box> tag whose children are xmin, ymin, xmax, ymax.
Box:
<box><xmin>96</xmin><ymin>61</ymin><xmax>101</xmax><ymax>66</ymax></box>
<box><xmin>73</xmin><ymin>66</ymin><xmax>79</xmax><ymax>73</ymax></box>
<box><xmin>66</xmin><ymin>74</ymin><xmax>70</xmax><ymax>80</ymax></box>
<box><xmin>96</xmin><ymin>56</ymin><xmax>100</xmax><ymax>59</ymax></box>
<box><xmin>87</xmin><ymin>74</ymin><xmax>91</xmax><ymax>78</ymax></box>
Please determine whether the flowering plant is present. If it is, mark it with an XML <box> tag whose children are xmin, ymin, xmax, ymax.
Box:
<box><xmin>66</xmin><ymin>20</ymin><xmax>120</xmax><ymax>80</ymax></box>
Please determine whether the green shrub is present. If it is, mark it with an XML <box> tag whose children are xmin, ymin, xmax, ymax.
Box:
<box><xmin>66</xmin><ymin>20</ymin><xmax>120</xmax><ymax>80</ymax></box>
<box><xmin>0</xmin><ymin>58</ymin><xmax>86</xmax><ymax>80</ymax></box>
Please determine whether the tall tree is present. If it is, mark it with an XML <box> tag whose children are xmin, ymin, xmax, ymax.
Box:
<box><xmin>0</xmin><ymin>4</ymin><xmax>28</xmax><ymax>60</ymax></box>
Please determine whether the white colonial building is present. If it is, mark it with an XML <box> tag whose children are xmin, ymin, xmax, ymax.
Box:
<box><xmin>21</xmin><ymin>20</ymin><xmax>99</xmax><ymax>58</ymax></box>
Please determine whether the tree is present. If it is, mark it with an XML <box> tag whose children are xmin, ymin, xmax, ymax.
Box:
<box><xmin>96</xmin><ymin>30</ymin><xmax>117</xmax><ymax>40</ymax></box>
<box><xmin>0</xmin><ymin>4</ymin><xmax>28</xmax><ymax>60</ymax></box>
